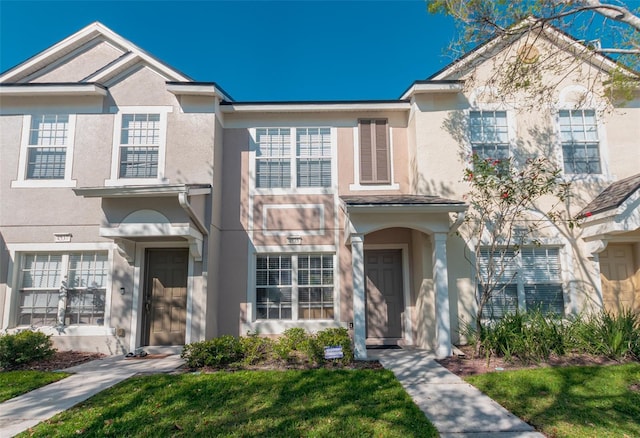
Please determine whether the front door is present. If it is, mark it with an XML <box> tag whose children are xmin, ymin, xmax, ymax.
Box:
<box><xmin>599</xmin><ymin>244</ymin><xmax>639</xmax><ymax>313</ymax></box>
<box><xmin>143</xmin><ymin>249</ymin><xmax>188</xmax><ymax>346</ymax></box>
<box><xmin>365</xmin><ymin>249</ymin><xmax>404</xmax><ymax>344</ymax></box>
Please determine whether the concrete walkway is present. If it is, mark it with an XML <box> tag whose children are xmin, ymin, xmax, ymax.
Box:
<box><xmin>369</xmin><ymin>348</ymin><xmax>545</xmax><ymax>437</ymax></box>
<box><xmin>0</xmin><ymin>352</ymin><xmax>185</xmax><ymax>437</ymax></box>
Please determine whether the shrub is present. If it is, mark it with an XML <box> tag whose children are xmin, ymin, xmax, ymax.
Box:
<box><xmin>314</xmin><ymin>327</ymin><xmax>353</xmax><ymax>365</ymax></box>
<box><xmin>0</xmin><ymin>330</ymin><xmax>55</xmax><ymax>369</ymax></box>
<box><xmin>273</xmin><ymin>328</ymin><xmax>317</xmax><ymax>363</ymax></box>
<box><xmin>181</xmin><ymin>335</ymin><xmax>242</xmax><ymax>368</ymax></box>
<box><xmin>568</xmin><ymin>309</ymin><xmax>640</xmax><ymax>359</ymax></box>
<box><xmin>239</xmin><ymin>333</ymin><xmax>274</xmax><ymax>365</ymax></box>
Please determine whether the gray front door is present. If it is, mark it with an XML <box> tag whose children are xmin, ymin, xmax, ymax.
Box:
<box><xmin>365</xmin><ymin>249</ymin><xmax>404</xmax><ymax>343</ymax></box>
<box><xmin>143</xmin><ymin>249</ymin><xmax>188</xmax><ymax>346</ymax></box>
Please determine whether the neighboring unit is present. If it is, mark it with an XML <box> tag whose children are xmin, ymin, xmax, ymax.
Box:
<box><xmin>1</xmin><ymin>21</ymin><xmax>638</xmax><ymax>358</ymax></box>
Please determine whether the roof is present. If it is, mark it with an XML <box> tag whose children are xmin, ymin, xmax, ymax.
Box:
<box><xmin>579</xmin><ymin>173</ymin><xmax>640</xmax><ymax>218</ymax></box>
<box><xmin>341</xmin><ymin>194</ymin><xmax>465</xmax><ymax>206</ymax></box>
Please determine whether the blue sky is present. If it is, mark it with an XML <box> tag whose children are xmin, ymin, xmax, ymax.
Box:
<box><xmin>0</xmin><ymin>0</ymin><xmax>458</xmax><ymax>101</ymax></box>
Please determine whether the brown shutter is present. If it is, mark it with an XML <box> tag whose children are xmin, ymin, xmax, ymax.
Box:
<box><xmin>359</xmin><ymin>120</ymin><xmax>374</xmax><ymax>183</ymax></box>
<box><xmin>359</xmin><ymin>119</ymin><xmax>390</xmax><ymax>184</ymax></box>
<box><xmin>374</xmin><ymin>119</ymin><xmax>390</xmax><ymax>184</ymax></box>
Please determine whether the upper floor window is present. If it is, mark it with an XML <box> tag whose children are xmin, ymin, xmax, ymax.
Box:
<box><xmin>359</xmin><ymin>119</ymin><xmax>390</xmax><ymax>184</ymax></box>
<box><xmin>107</xmin><ymin>106</ymin><xmax>171</xmax><ymax>185</ymax></box>
<box><xmin>18</xmin><ymin>252</ymin><xmax>108</xmax><ymax>327</ymax></box>
<box><xmin>119</xmin><ymin>113</ymin><xmax>161</xmax><ymax>178</ymax></box>
<box><xmin>12</xmin><ymin>114</ymin><xmax>76</xmax><ymax>188</ymax></box>
<box><xmin>255</xmin><ymin>253</ymin><xmax>334</xmax><ymax>320</ymax></box>
<box><xmin>469</xmin><ymin>110</ymin><xmax>509</xmax><ymax>161</ymax></box>
<box><xmin>479</xmin><ymin>247</ymin><xmax>564</xmax><ymax>319</ymax></box>
<box><xmin>559</xmin><ymin>109</ymin><xmax>601</xmax><ymax>174</ymax></box>
<box><xmin>254</xmin><ymin>127</ymin><xmax>332</xmax><ymax>189</ymax></box>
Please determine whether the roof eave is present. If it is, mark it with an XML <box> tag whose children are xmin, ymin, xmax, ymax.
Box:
<box><xmin>73</xmin><ymin>184</ymin><xmax>211</xmax><ymax>198</ymax></box>
<box><xmin>399</xmin><ymin>80</ymin><xmax>465</xmax><ymax>100</ymax></box>
<box><xmin>0</xmin><ymin>83</ymin><xmax>108</xmax><ymax>97</ymax></box>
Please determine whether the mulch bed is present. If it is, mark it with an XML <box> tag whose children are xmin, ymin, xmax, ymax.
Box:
<box><xmin>436</xmin><ymin>345</ymin><xmax>633</xmax><ymax>377</ymax></box>
<box><xmin>2</xmin><ymin>351</ymin><xmax>105</xmax><ymax>372</ymax></box>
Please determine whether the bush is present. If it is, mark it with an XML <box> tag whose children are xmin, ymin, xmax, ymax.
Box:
<box><xmin>239</xmin><ymin>333</ymin><xmax>274</xmax><ymax>365</ymax></box>
<box><xmin>181</xmin><ymin>335</ymin><xmax>243</xmax><ymax>368</ymax></box>
<box><xmin>479</xmin><ymin>310</ymin><xmax>567</xmax><ymax>363</ymax></box>
<box><xmin>273</xmin><ymin>328</ymin><xmax>316</xmax><ymax>363</ymax></box>
<box><xmin>568</xmin><ymin>309</ymin><xmax>640</xmax><ymax>359</ymax></box>
<box><xmin>314</xmin><ymin>327</ymin><xmax>353</xmax><ymax>365</ymax></box>
<box><xmin>0</xmin><ymin>330</ymin><xmax>55</xmax><ymax>369</ymax></box>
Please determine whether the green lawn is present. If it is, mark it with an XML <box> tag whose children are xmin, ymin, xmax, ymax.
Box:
<box><xmin>466</xmin><ymin>363</ymin><xmax>640</xmax><ymax>438</ymax></box>
<box><xmin>18</xmin><ymin>369</ymin><xmax>438</xmax><ymax>437</ymax></box>
<box><xmin>0</xmin><ymin>371</ymin><xmax>70</xmax><ymax>402</ymax></box>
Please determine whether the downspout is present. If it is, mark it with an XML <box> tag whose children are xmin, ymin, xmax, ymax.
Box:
<box><xmin>448</xmin><ymin>211</ymin><xmax>466</xmax><ymax>237</ymax></box>
<box><xmin>178</xmin><ymin>190</ymin><xmax>209</xmax><ymax>236</ymax></box>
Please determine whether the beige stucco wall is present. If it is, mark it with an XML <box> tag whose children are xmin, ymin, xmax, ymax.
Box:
<box><xmin>33</xmin><ymin>40</ymin><xmax>125</xmax><ymax>83</ymax></box>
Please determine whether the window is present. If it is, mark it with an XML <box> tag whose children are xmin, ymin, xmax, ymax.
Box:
<box><xmin>256</xmin><ymin>254</ymin><xmax>334</xmax><ymax>320</ymax></box>
<box><xmin>119</xmin><ymin>113</ymin><xmax>160</xmax><ymax>178</ymax></box>
<box><xmin>359</xmin><ymin>119</ymin><xmax>390</xmax><ymax>184</ymax></box>
<box><xmin>479</xmin><ymin>247</ymin><xmax>563</xmax><ymax>318</ymax></box>
<box><xmin>13</xmin><ymin>114</ymin><xmax>76</xmax><ymax>187</ymax></box>
<box><xmin>559</xmin><ymin>109</ymin><xmax>601</xmax><ymax>174</ymax></box>
<box><xmin>18</xmin><ymin>252</ymin><xmax>108</xmax><ymax>327</ymax></box>
<box><xmin>254</xmin><ymin>128</ymin><xmax>332</xmax><ymax>189</ymax></box>
<box><xmin>27</xmin><ymin>114</ymin><xmax>69</xmax><ymax>179</ymax></box>
<box><xmin>469</xmin><ymin>111</ymin><xmax>509</xmax><ymax>161</ymax></box>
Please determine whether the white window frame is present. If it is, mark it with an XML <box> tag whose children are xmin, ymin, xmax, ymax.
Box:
<box><xmin>554</xmin><ymin>108</ymin><xmax>610</xmax><ymax>179</ymax></box>
<box><xmin>478</xmin><ymin>246</ymin><xmax>566</xmax><ymax>318</ymax></box>
<box><xmin>243</xmin><ymin>246</ymin><xmax>343</xmax><ymax>334</ymax></box>
<box><xmin>468</xmin><ymin>109</ymin><xmax>512</xmax><ymax>161</ymax></box>
<box><xmin>105</xmin><ymin>106</ymin><xmax>172</xmax><ymax>186</ymax></box>
<box><xmin>12</xmin><ymin>114</ymin><xmax>77</xmax><ymax>188</ymax></box>
<box><xmin>3</xmin><ymin>243</ymin><xmax>114</xmax><ymax>337</ymax></box>
<box><xmin>249</xmin><ymin>127</ymin><xmax>337</xmax><ymax>195</ymax></box>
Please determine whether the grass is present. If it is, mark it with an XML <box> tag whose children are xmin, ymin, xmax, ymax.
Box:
<box><xmin>0</xmin><ymin>370</ymin><xmax>70</xmax><ymax>402</ymax></box>
<box><xmin>466</xmin><ymin>363</ymin><xmax>640</xmax><ymax>438</ymax></box>
<box><xmin>17</xmin><ymin>369</ymin><xmax>438</xmax><ymax>437</ymax></box>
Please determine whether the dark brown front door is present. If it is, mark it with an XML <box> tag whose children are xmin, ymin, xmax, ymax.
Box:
<box><xmin>365</xmin><ymin>249</ymin><xmax>404</xmax><ymax>343</ymax></box>
<box><xmin>143</xmin><ymin>249</ymin><xmax>188</xmax><ymax>346</ymax></box>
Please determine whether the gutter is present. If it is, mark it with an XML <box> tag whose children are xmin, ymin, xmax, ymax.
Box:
<box><xmin>178</xmin><ymin>189</ymin><xmax>208</xmax><ymax>236</ymax></box>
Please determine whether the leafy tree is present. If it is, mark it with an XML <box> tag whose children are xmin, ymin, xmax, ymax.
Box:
<box><xmin>426</xmin><ymin>0</ymin><xmax>640</xmax><ymax>106</ymax></box>
<box><xmin>459</xmin><ymin>154</ymin><xmax>573</xmax><ymax>350</ymax></box>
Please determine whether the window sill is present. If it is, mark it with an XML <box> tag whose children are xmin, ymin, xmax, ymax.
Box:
<box><xmin>349</xmin><ymin>183</ymin><xmax>400</xmax><ymax>191</ymax></box>
<box><xmin>104</xmin><ymin>178</ymin><xmax>169</xmax><ymax>187</ymax></box>
<box><xmin>241</xmin><ymin>320</ymin><xmax>346</xmax><ymax>335</ymax></box>
<box><xmin>9</xmin><ymin>325</ymin><xmax>115</xmax><ymax>336</ymax></box>
<box><xmin>251</xmin><ymin>187</ymin><xmax>336</xmax><ymax>196</ymax></box>
<box><xmin>11</xmin><ymin>179</ymin><xmax>77</xmax><ymax>188</ymax></box>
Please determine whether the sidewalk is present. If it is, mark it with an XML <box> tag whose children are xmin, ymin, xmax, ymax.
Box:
<box><xmin>0</xmin><ymin>353</ymin><xmax>185</xmax><ymax>438</ymax></box>
<box><xmin>369</xmin><ymin>348</ymin><xmax>545</xmax><ymax>437</ymax></box>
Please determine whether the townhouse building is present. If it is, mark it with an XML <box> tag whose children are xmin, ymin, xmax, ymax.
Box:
<box><xmin>1</xmin><ymin>22</ymin><xmax>638</xmax><ymax>358</ymax></box>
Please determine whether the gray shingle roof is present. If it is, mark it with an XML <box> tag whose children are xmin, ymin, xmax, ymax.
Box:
<box><xmin>579</xmin><ymin>173</ymin><xmax>640</xmax><ymax>218</ymax></box>
<box><xmin>341</xmin><ymin>194</ymin><xmax>465</xmax><ymax>206</ymax></box>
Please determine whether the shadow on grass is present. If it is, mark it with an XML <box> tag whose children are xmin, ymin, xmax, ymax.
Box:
<box><xmin>20</xmin><ymin>369</ymin><xmax>437</xmax><ymax>437</ymax></box>
<box><xmin>467</xmin><ymin>363</ymin><xmax>640</xmax><ymax>438</ymax></box>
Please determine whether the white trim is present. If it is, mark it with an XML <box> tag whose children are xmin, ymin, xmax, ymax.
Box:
<box><xmin>105</xmin><ymin>106</ymin><xmax>173</xmax><ymax>186</ymax></box>
<box><xmin>553</xmin><ymin>99</ymin><xmax>612</xmax><ymax>180</ymax></box>
<box><xmin>4</xmin><ymin>246</ymin><xmax>115</xmax><ymax>337</ymax></box>
<box><xmin>0</xmin><ymin>84</ymin><xmax>107</xmax><ymax>97</ymax></box>
<box><xmin>364</xmin><ymin>244</ymin><xmax>414</xmax><ymax>346</ymax></box>
<box><xmin>262</xmin><ymin>204</ymin><xmax>325</xmax><ymax>236</ymax></box>
<box><xmin>221</xmin><ymin>102</ymin><xmax>409</xmax><ymax>113</ymax></box>
<box><xmin>248</xmin><ymin>127</ymin><xmax>337</xmax><ymax>193</ymax></box>
<box><xmin>11</xmin><ymin>114</ymin><xmax>78</xmax><ymax>188</ymax></box>
<box><xmin>245</xmin><ymin>248</ymin><xmax>338</xmax><ymax>332</ymax></box>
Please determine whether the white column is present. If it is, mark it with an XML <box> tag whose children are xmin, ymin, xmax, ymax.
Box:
<box><xmin>351</xmin><ymin>233</ymin><xmax>367</xmax><ymax>359</ymax></box>
<box><xmin>432</xmin><ymin>233</ymin><xmax>451</xmax><ymax>358</ymax></box>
